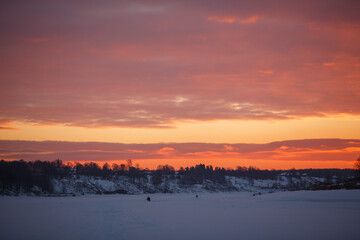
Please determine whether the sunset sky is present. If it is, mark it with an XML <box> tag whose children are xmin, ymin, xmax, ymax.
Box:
<box><xmin>1</xmin><ymin>0</ymin><xmax>360</xmax><ymax>169</ymax></box>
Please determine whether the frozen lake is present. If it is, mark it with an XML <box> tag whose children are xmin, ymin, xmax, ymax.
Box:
<box><xmin>1</xmin><ymin>190</ymin><xmax>360</xmax><ymax>240</ymax></box>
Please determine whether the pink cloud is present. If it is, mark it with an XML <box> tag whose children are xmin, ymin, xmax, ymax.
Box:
<box><xmin>0</xmin><ymin>1</ymin><xmax>359</xmax><ymax>128</ymax></box>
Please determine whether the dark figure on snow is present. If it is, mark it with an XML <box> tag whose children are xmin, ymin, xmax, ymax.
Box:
<box><xmin>196</xmin><ymin>195</ymin><xmax>198</xmax><ymax>198</ymax></box>
<box><xmin>147</xmin><ymin>196</ymin><xmax>151</xmax><ymax>202</ymax></box>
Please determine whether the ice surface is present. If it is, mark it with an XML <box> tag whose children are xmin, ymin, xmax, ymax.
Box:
<box><xmin>1</xmin><ymin>190</ymin><xmax>359</xmax><ymax>240</ymax></box>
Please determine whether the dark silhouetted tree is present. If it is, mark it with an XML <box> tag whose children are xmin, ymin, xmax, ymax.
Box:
<box><xmin>354</xmin><ymin>156</ymin><xmax>360</xmax><ymax>180</ymax></box>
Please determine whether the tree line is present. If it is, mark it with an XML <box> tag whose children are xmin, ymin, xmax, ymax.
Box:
<box><xmin>0</xmin><ymin>159</ymin><xmax>357</xmax><ymax>194</ymax></box>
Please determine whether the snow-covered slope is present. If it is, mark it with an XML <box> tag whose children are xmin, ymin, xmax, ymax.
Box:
<box><xmin>47</xmin><ymin>174</ymin><xmax>328</xmax><ymax>196</ymax></box>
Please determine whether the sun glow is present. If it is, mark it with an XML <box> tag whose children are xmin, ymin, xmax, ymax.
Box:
<box><xmin>1</xmin><ymin>115</ymin><xmax>359</xmax><ymax>144</ymax></box>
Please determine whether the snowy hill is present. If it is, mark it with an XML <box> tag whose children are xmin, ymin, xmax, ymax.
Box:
<box><xmin>47</xmin><ymin>174</ymin><xmax>328</xmax><ymax>196</ymax></box>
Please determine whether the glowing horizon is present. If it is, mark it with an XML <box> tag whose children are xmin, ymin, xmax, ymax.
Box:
<box><xmin>1</xmin><ymin>139</ymin><xmax>359</xmax><ymax>170</ymax></box>
<box><xmin>1</xmin><ymin>115</ymin><xmax>360</xmax><ymax>144</ymax></box>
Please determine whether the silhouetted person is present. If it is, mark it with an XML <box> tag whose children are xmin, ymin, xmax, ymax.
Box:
<box><xmin>147</xmin><ymin>196</ymin><xmax>151</xmax><ymax>201</ymax></box>
<box><xmin>196</xmin><ymin>194</ymin><xmax>198</xmax><ymax>198</ymax></box>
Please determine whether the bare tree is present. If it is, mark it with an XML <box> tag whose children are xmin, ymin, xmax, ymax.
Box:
<box><xmin>126</xmin><ymin>159</ymin><xmax>133</xmax><ymax>170</ymax></box>
<box><xmin>354</xmin><ymin>156</ymin><xmax>360</xmax><ymax>179</ymax></box>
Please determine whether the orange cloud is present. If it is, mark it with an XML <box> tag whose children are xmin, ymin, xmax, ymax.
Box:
<box><xmin>224</xmin><ymin>145</ymin><xmax>234</xmax><ymax>151</ymax></box>
<box><xmin>207</xmin><ymin>15</ymin><xmax>260</xmax><ymax>24</ymax></box>
<box><xmin>155</xmin><ymin>147</ymin><xmax>175</xmax><ymax>156</ymax></box>
<box><xmin>0</xmin><ymin>122</ymin><xmax>19</xmax><ymax>130</ymax></box>
<box><xmin>279</xmin><ymin>146</ymin><xmax>289</xmax><ymax>150</ymax></box>
<box><xmin>207</xmin><ymin>16</ymin><xmax>237</xmax><ymax>23</ymax></box>
<box><xmin>239</xmin><ymin>15</ymin><xmax>260</xmax><ymax>24</ymax></box>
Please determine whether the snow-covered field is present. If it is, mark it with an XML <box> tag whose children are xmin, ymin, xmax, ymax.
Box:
<box><xmin>1</xmin><ymin>190</ymin><xmax>360</xmax><ymax>240</ymax></box>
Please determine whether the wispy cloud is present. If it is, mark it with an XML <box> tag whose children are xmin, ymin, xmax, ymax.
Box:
<box><xmin>0</xmin><ymin>122</ymin><xmax>19</xmax><ymax>130</ymax></box>
<box><xmin>239</xmin><ymin>15</ymin><xmax>260</xmax><ymax>24</ymax></box>
<box><xmin>0</xmin><ymin>127</ymin><xmax>18</xmax><ymax>130</ymax></box>
<box><xmin>207</xmin><ymin>15</ymin><xmax>260</xmax><ymax>24</ymax></box>
<box><xmin>207</xmin><ymin>16</ymin><xmax>238</xmax><ymax>23</ymax></box>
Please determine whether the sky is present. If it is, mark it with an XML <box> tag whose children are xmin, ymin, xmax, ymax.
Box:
<box><xmin>1</xmin><ymin>0</ymin><xmax>360</xmax><ymax>169</ymax></box>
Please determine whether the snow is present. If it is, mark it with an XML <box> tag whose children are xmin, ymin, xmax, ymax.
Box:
<box><xmin>48</xmin><ymin>174</ymin><xmax>327</xmax><ymax>196</ymax></box>
<box><xmin>4</xmin><ymin>173</ymin><xmax>330</xmax><ymax>196</ymax></box>
<box><xmin>1</xmin><ymin>190</ymin><xmax>359</xmax><ymax>240</ymax></box>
